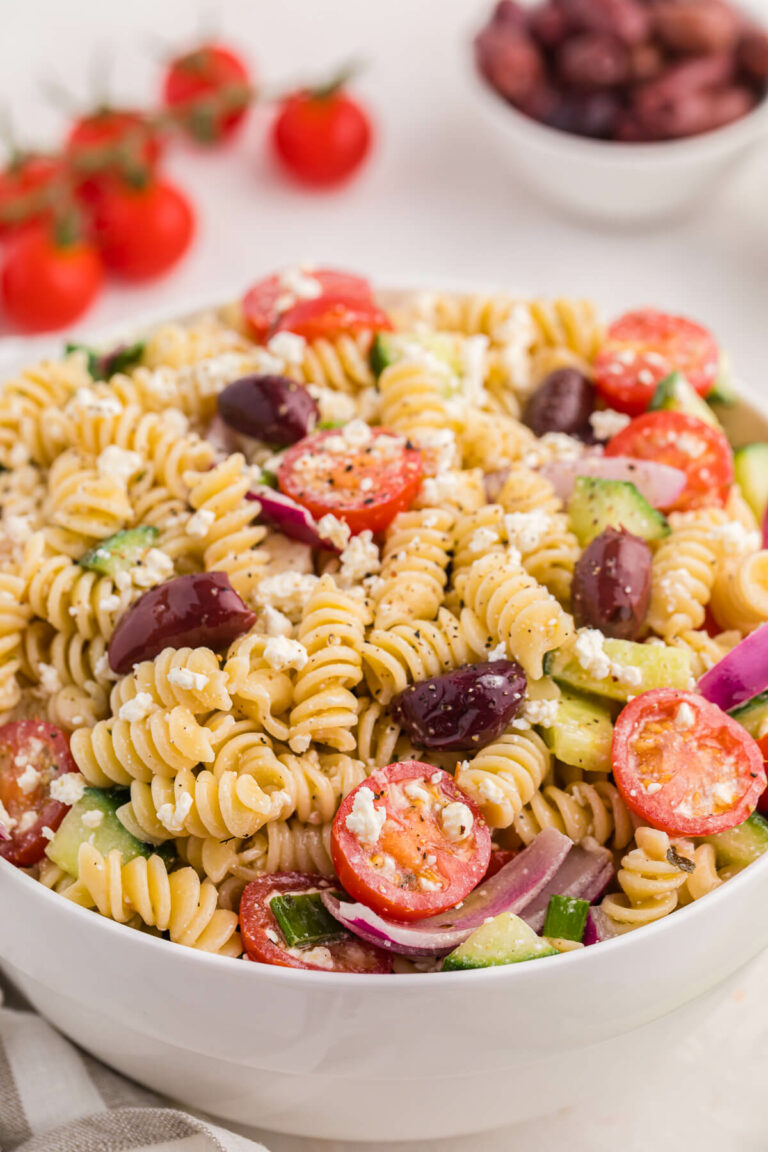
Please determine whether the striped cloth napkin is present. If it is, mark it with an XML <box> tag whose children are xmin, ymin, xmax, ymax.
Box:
<box><xmin>0</xmin><ymin>980</ymin><xmax>269</xmax><ymax>1152</ymax></box>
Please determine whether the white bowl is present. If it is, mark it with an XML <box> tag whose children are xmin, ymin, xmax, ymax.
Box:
<box><xmin>467</xmin><ymin>65</ymin><xmax>768</xmax><ymax>224</ymax></box>
<box><xmin>1</xmin><ymin>299</ymin><xmax>768</xmax><ymax>1142</ymax></box>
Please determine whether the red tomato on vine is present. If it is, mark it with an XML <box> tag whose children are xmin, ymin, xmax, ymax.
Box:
<box><xmin>162</xmin><ymin>43</ymin><xmax>252</xmax><ymax>144</ymax></box>
<box><xmin>1</xmin><ymin>219</ymin><xmax>103</xmax><ymax>331</ymax></box>
<box><xmin>91</xmin><ymin>176</ymin><xmax>195</xmax><ymax>281</ymax></box>
<box><xmin>272</xmin><ymin>68</ymin><xmax>373</xmax><ymax>187</ymax></box>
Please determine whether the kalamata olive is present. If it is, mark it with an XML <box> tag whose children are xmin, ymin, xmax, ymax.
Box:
<box><xmin>739</xmin><ymin>28</ymin><xmax>768</xmax><ymax>81</ymax></box>
<box><xmin>529</xmin><ymin>2</ymin><xmax>570</xmax><ymax>47</ymax></box>
<box><xmin>522</xmin><ymin>368</ymin><xmax>596</xmax><ymax>439</ymax></box>
<box><xmin>557</xmin><ymin>0</ymin><xmax>650</xmax><ymax>46</ymax></box>
<box><xmin>571</xmin><ymin>527</ymin><xmax>652</xmax><ymax>641</ymax></box>
<box><xmin>491</xmin><ymin>0</ymin><xmax>528</xmax><ymax>30</ymax></box>
<box><xmin>549</xmin><ymin>89</ymin><xmax>623</xmax><ymax>137</ymax></box>
<box><xmin>557</xmin><ymin>33</ymin><xmax>630</xmax><ymax>89</ymax></box>
<box><xmin>652</xmin><ymin>0</ymin><xmax>741</xmax><ymax>56</ymax></box>
<box><xmin>629</xmin><ymin>42</ymin><xmax>665</xmax><ymax>84</ymax></box>
<box><xmin>217</xmin><ymin>374</ymin><xmax>318</xmax><ymax>446</ymax></box>
<box><xmin>475</xmin><ymin>24</ymin><xmax>546</xmax><ymax>106</ymax></box>
<box><xmin>108</xmin><ymin>572</ymin><xmax>256</xmax><ymax>674</ymax></box>
<box><xmin>391</xmin><ymin>660</ymin><xmax>526</xmax><ymax>753</ymax></box>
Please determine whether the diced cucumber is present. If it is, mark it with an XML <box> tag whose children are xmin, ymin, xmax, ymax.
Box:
<box><xmin>704</xmin><ymin>813</ymin><xmax>768</xmax><ymax>870</ymax></box>
<box><xmin>729</xmin><ymin>690</ymin><xmax>768</xmax><ymax>741</ymax></box>
<box><xmin>567</xmin><ymin>476</ymin><xmax>670</xmax><ymax>548</ymax></box>
<box><xmin>46</xmin><ymin>788</ymin><xmax>153</xmax><ymax>877</ymax></box>
<box><xmin>707</xmin><ymin>353</ymin><xmax>737</xmax><ymax>407</ymax></box>
<box><xmin>543</xmin><ymin>895</ymin><xmax>589</xmax><ymax>942</ymax></box>
<box><xmin>544</xmin><ymin>639</ymin><xmax>694</xmax><ymax>703</ymax></box>
<box><xmin>269</xmin><ymin>891</ymin><xmax>347</xmax><ymax>948</ymax></box>
<box><xmin>540</xmin><ymin>689</ymin><xmax>614</xmax><ymax>773</ymax></box>
<box><xmin>649</xmin><ymin>371</ymin><xmax>721</xmax><ymax>430</ymax></box>
<box><xmin>370</xmin><ymin>331</ymin><xmax>463</xmax><ymax>380</ymax></box>
<box><xmin>79</xmin><ymin>526</ymin><xmax>159</xmax><ymax>577</ymax></box>
<box><xmin>733</xmin><ymin>444</ymin><xmax>768</xmax><ymax>525</ymax></box>
<box><xmin>442</xmin><ymin>912</ymin><xmax>557</xmax><ymax>970</ymax></box>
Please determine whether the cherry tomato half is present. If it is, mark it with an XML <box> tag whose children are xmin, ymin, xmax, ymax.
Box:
<box><xmin>331</xmin><ymin>762</ymin><xmax>492</xmax><ymax>921</ymax></box>
<box><xmin>278</xmin><ymin>426</ymin><xmax>423</xmax><ymax>535</ymax></box>
<box><xmin>604</xmin><ymin>410</ymin><xmax>733</xmax><ymax>512</ymax></box>
<box><xmin>241</xmin><ymin>268</ymin><xmax>373</xmax><ymax>343</ymax></box>
<box><xmin>240</xmin><ymin>872</ymin><xmax>392</xmax><ymax>972</ymax></box>
<box><xmin>275</xmin><ymin>295</ymin><xmax>393</xmax><ymax>343</ymax></box>
<box><xmin>1</xmin><ymin>224</ymin><xmax>103</xmax><ymax>333</ymax></box>
<box><xmin>594</xmin><ymin>310</ymin><xmax>720</xmax><ymax>416</ymax></box>
<box><xmin>0</xmin><ymin>154</ymin><xmax>64</xmax><ymax>237</ymax></box>
<box><xmin>66</xmin><ymin>109</ymin><xmax>163</xmax><ymax>203</ymax></box>
<box><xmin>612</xmin><ymin>689</ymin><xmax>766</xmax><ymax>837</ymax></box>
<box><xmin>162</xmin><ymin>43</ymin><xmax>252</xmax><ymax>144</ymax></box>
<box><xmin>483</xmin><ymin>848</ymin><xmax>518</xmax><ymax>881</ymax></box>
<box><xmin>0</xmin><ymin>720</ymin><xmax>79</xmax><ymax>867</ymax></box>
<box><xmin>91</xmin><ymin>177</ymin><xmax>195</xmax><ymax>281</ymax></box>
<box><xmin>272</xmin><ymin>87</ymin><xmax>372</xmax><ymax>187</ymax></box>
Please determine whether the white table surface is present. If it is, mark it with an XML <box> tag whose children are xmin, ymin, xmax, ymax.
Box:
<box><xmin>2</xmin><ymin>1</ymin><xmax>768</xmax><ymax>1147</ymax></box>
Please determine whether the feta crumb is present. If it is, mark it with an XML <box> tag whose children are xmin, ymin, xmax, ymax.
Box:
<box><xmin>677</xmin><ymin>433</ymin><xmax>706</xmax><ymax>459</ymax></box>
<box><xmin>279</xmin><ymin>265</ymin><xmax>322</xmax><ymax>301</ymax></box>
<box><xmin>317</xmin><ymin>513</ymin><xmax>352</xmax><ymax>551</ymax></box>
<box><xmin>186</xmin><ymin>508</ymin><xmax>216</xmax><ymax>537</ymax></box>
<box><xmin>18</xmin><ymin>811</ymin><xmax>38</xmax><ymax>833</ymax></box>
<box><xmin>574</xmin><ymin>629</ymin><xmax>612</xmax><ymax>680</ymax></box>
<box><xmin>413</xmin><ymin>428</ymin><xmax>458</xmax><ymax>474</ymax></box>
<box><xmin>345</xmin><ymin>786</ymin><xmax>386</xmax><ymax>846</ymax></box>
<box><xmin>0</xmin><ymin>798</ymin><xmax>15</xmax><ymax>832</ymax></box>
<box><xmin>523</xmin><ymin>432</ymin><xmax>584</xmax><ymax>469</ymax></box>
<box><xmin>290</xmin><ymin>945</ymin><xmax>335</xmax><ymax>969</ymax></box>
<box><xmin>675</xmin><ymin>701</ymin><xmax>696</xmax><ymax>729</ymax></box>
<box><xmin>37</xmin><ymin>663</ymin><xmax>61</xmax><ymax>695</ymax></box>
<box><xmin>289</xmin><ymin>733</ymin><xmax>312</xmax><ymax>753</ymax></box>
<box><xmin>130</xmin><ymin>548</ymin><xmax>174</xmax><ymax>588</ymax></box>
<box><xmin>263</xmin><ymin>636</ymin><xmax>309</xmax><ymax>672</ymax></box>
<box><xmin>266</xmin><ymin>331</ymin><xmax>307</xmax><ymax>363</ymax></box>
<box><xmin>97</xmin><ymin>594</ymin><xmax>122</xmax><ymax>613</ymax></box>
<box><xmin>17</xmin><ymin>764</ymin><xmax>41</xmax><ymax>794</ymax></box>
<box><xmin>714</xmin><ymin>521</ymin><xmax>761</xmax><ymax>554</ymax></box>
<box><xmin>117</xmin><ymin>692</ymin><xmax>156</xmax><ymax>722</ymax></box>
<box><xmin>645</xmin><ymin>782</ymin><xmax>663</xmax><ymax>796</ymax></box>
<box><xmin>259</xmin><ymin>605</ymin><xmax>294</xmax><ymax>638</ymax></box>
<box><xmin>441</xmin><ymin>801</ymin><xmax>474</xmax><ymax>843</ymax></box>
<box><xmin>505</xmin><ymin>510</ymin><xmax>552</xmax><ymax>553</ymax></box>
<box><xmin>339</xmin><ymin>530</ymin><xmax>380</xmax><ymax>587</ymax></box>
<box><xmin>81</xmin><ymin>809</ymin><xmax>104</xmax><ymax>829</ymax></box>
<box><xmin>49</xmin><ymin>772</ymin><xmax>86</xmax><ymax>806</ymax></box>
<box><xmin>72</xmin><ymin>387</ymin><xmax>123</xmax><ymax>416</ymax></box>
<box><xmin>94</xmin><ymin>653</ymin><xmax>119</xmax><ymax>682</ymax></box>
<box><xmin>487</xmin><ymin>641</ymin><xmax>507</xmax><ymax>662</ymax></box>
<box><xmin>468</xmin><ymin>526</ymin><xmax>500</xmax><ymax>554</ymax></box>
<box><xmin>590</xmin><ymin>409</ymin><xmax>631</xmax><ymax>440</ymax></box>
<box><xmin>522</xmin><ymin>697</ymin><xmax>559</xmax><ymax>727</ymax></box>
<box><xmin>4</xmin><ymin>515</ymin><xmax>33</xmax><ymax>545</ymax></box>
<box><xmin>156</xmin><ymin>792</ymin><xmax>194</xmax><ymax>834</ymax></box>
<box><xmin>266</xmin><ymin>928</ymin><xmax>279</xmax><ymax>944</ymax></box>
<box><xmin>404</xmin><ymin>779</ymin><xmax>433</xmax><ymax>806</ymax></box>
<box><xmin>41</xmin><ymin>825</ymin><xmax>55</xmax><ymax>841</ymax></box>
<box><xmin>168</xmin><ymin>667</ymin><xmax>210</xmax><ymax>692</ymax></box>
<box><xmin>460</xmin><ymin>335</ymin><xmax>489</xmax><ymax>406</ymax></box>
<box><xmin>257</xmin><ymin>572</ymin><xmax>320</xmax><ymax>619</ymax></box>
<box><xmin>97</xmin><ymin>445</ymin><xmax>143</xmax><ymax>487</ymax></box>
<box><xmin>419</xmin><ymin>877</ymin><xmax>443</xmax><ymax>892</ymax></box>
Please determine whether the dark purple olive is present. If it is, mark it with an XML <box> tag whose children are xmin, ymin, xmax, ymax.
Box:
<box><xmin>547</xmin><ymin>89</ymin><xmax>623</xmax><ymax>138</ymax></box>
<box><xmin>522</xmin><ymin>368</ymin><xmax>596</xmax><ymax>440</ymax></box>
<box><xmin>475</xmin><ymin>24</ymin><xmax>546</xmax><ymax>106</ymax></box>
<box><xmin>391</xmin><ymin>660</ymin><xmax>526</xmax><ymax>753</ymax></box>
<box><xmin>556</xmin><ymin>33</ymin><xmax>629</xmax><ymax>89</ymax></box>
<box><xmin>217</xmin><ymin>374</ymin><xmax>318</xmax><ymax>446</ymax></box>
<box><xmin>571</xmin><ymin>527</ymin><xmax>652</xmax><ymax>641</ymax></box>
<box><xmin>108</xmin><ymin>573</ymin><xmax>256</xmax><ymax>674</ymax></box>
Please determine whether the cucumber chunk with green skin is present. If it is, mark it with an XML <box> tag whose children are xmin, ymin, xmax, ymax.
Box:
<box><xmin>649</xmin><ymin>371</ymin><xmax>721</xmax><ymax>430</ymax></box>
<box><xmin>567</xmin><ymin>476</ymin><xmax>670</xmax><ymax>548</ymax></box>
<box><xmin>729</xmin><ymin>690</ymin><xmax>768</xmax><ymax>740</ymax></box>
<box><xmin>269</xmin><ymin>891</ymin><xmax>347</xmax><ymax>948</ymax></box>
<box><xmin>442</xmin><ymin>912</ymin><xmax>558</xmax><ymax>970</ymax></box>
<box><xmin>79</xmin><ymin>526</ymin><xmax>159</xmax><ymax>577</ymax></box>
<box><xmin>66</xmin><ymin>340</ymin><xmax>146</xmax><ymax>381</ymax></box>
<box><xmin>543</xmin><ymin>895</ymin><xmax>589</xmax><ymax>942</ymax></box>
<box><xmin>544</xmin><ymin>638</ymin><xmax>694</xmax><ymax>703</ymax></box>
<box><xmin>46</xmin><ymin>788</ymin><xmax>154</xmax><ymax>877</ymax></box>
<box><xmin>733</xmin><ymin>444</ymin><xmax>768</xmax><ymax>524</ymax></box>
<box><xmin>707</xmin><ymin>353</ymin><xmax>737</xmax><ymax>407</ymax></box>
<box><xmin>704</xmin><ymin>813</ymin><xmax>768</xmax><ymax>870</ymax></box>
<box><xmin>370</xmin><ymin>331</ymin><xmax>463</xmax><ymax>380</ymax></box>
<box><xmin>541</xmin><ymin>689</ymin><xmax>615</xmax><ymax>773</ymax></box>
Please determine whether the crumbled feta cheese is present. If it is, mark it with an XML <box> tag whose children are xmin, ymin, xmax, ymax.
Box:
<box><xmin>675</xmin><ymin>701</ymin><xmax>696</xmax><ymax>729</ymax></box>
<box><xmin>266</xmin><ymin>331</ymin><xmax>306</xmax><ymax>363</ymax></box>
<box><xmin>279</xmin><ymin>265</ymin><xmax>322</xmax><ymax>301</ymax></box>
<box><xmin>677</xmin><ymin>433</ymin><xmax>706</xmax><ymax>459</ymax></box>
<box><xmin>523</xmin><ymin>431</ymin><xmax>585</xmax><ymax>469</ymax></box>
<box><xmin>317</xmin><ymin>513</ymin><xmax>352</xmax><ymax>551</ymax></box>
<box><xmin>49</xmin><ymin>773</ymin><xmax>87</xmax><ymax>806</ymax></box>
<box><xmin>97</xmin><ymin>594</ymin><xmax>122</xmax><ymax>613</ymax></box>
<box><xmin>18</xmin><ymin>811</ymin><xmax>38</xmax><ymax>833</ymax></box>
<box><xmin>94</xmin><ymin>653</ymin><xmax>119</xmax><ymax>682</ymax></box>
<box><xmin>41</xmin><ymin>826</ymin><xmax>55</xmax><ymax>841</ymax></box>
<box><xmin>306</xmin><ymin>384</ymin><xmax>357</xmax><ymax>426</ymax></box>
<box><xmin>590</xmin><ymin>409</ymin><xmax>631</xmax><ymax>440</ymax></box>
<box><xmin>468</xmin><ymin>526</ymin><xmax>500</xmax><ymax>554</ymax></box>
<box><xmin>263</xmin><ymin>636</ymin><xmax>308</xmax><ymax>672</ymax></box>
<box><xmin>441</xmin><ymin>801</ymin><xmax>474</xmax><ymax>843</ymax></box>
<box><xmin>419</xmin><ymin>877</ymin><xmax>443</xmax><ymax>892</ymax></box>
<box><xmin>72</xmin><ymin>387</ymin><xmax>123</xmax><ymax>416</ymax></box>
<box><xmin>522</xmin><ymin>697</ymin><xmax>559</xmax><ymax>727</ymax></box>
<box><xmin>290</xmin><ymin>945</ymin><xmax>335</xmax><ymax>969</ymax></box>
<box><xmin>4</xmin><ymin>515</ymin><xmax>33</xmax><ymax>545</ymax></box>
<box><xmin>289</xmin><ymin>733</ymin><xmax>311</xmax><ymax>753</ymax></box>
<box><xmin>574</xmin><ymin>629</ymin><xmax>612</xmax><ymax>680</ymax></box>
<box><xmin>266</xmin><ymin>928</ymin><xmax>279</xmax><ymax>944</ymax></box>
<box><xmin>0</xmin><ymin>798</ymin><xmax>15</xmax><ymax>832</ymax></box>
<box><xmin>413</xmin><ymin>428</ymin><xmax>458</xmax><ymax>473</ymax></box>
<box><xmin>117</xmin><ymin>692</ymin><xmax>156</xmax><ymax>722</ymax></box>
<box><xmin>345</xmin><ymin>786</ymin><xmax>386</xmax><ymax>846</ymax></box>
<box><xmin>460</xmin><ymin>335</ymin><xmax>489</xmax><ymax>406</ymax></box>
<box><xmin>17</xmin><ymin>764</ymin><xmax>41</xmax><ymax>794</ymax></box>
<box><xmin>257</xmin><ymin>572</ymin><xmax>320</xmax><ymax>619</ymax></box>
<box><xmin>404</xmin><ymin>779</ymin><xmax>433</xmax><ymax>806</ymax></box>
<box><xmin>168</xmin><ymin>667</ymin><xmax>210</xmax><ymax>692</ymax></box>
<box><xmin>339</xmin><ymin>530</ymin><xmax>380</xmax><ymax>587</ymax></box>
<box><xmin>487</xmin><ymin>641</ymin><xmax>508</xmax><ymax>661</ymax></box>
<box><xmin>259</xmin><ymin>605</ymin><xmax>294</xmax><ymax>638</ymax></box>
<box><xmin>360</xmin><ymin>477</ymin><xmax>374</xmax><ymax>492</ymax></box>
<box><xmin>505</xmin><ymin>510</ymin><xmax>552</xmax><ymax>553</ymax></box>
<box><xmin>37</xmin><ymin>663</ymin><xmax>61</xmax><ymax>695</ymax></box>
<box><xmin>130</xmin><ymin>548</ymin><xmax>174</xmax><ymax>588</ymax></box>
<box><xmin>97</xmin><ymin>446</ymin><xmax>143</xmax><ymax>487</ymax></box>
<box><xmin>81</xmin><ymin>809</ymin><xmax>104</xmax><ymax>829</ymax></box>
<box><xmin>714</xmin><ymin>521</ymin><xmax>761</xmax><ymax>554</ymax></box>
<box><xmin>324</xmin><ymin>418</ymin><xmax>372</xmax><ymax>454</ymax></box>
<box><xmin>645</xmin><ymin>782</ymin><xmax>663</xmax><ymax>796</ymax></box>
<box><xmin>186</xmin><ymin>508</ymin><xmax>216</xmax><ymax>538</ymax></box>
<box><xmin>156</xmin><ymin>792</ymin><xmax>194</xmax><ymax>834</ymax></box>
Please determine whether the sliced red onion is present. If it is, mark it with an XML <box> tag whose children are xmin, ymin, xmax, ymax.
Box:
<box><xmin>541</xmin><ymin>455</ymin><xmax>686</xmax><ymax>510</ymax></box>
<box><xmin>583</xmin><ymin>905</ymin><xmax>628</xmax><ymax>946</ymax></box>
<box><xmin>520</xmin><ymin>842</ymin><xmax>614</xmax><ymax>934</ymax></box>
<box><xmin>762</xmin><ymin>505</ymin><xmax>768</xmax><ymax>550</ymax></box>
<box><xmin>321</xmin><ymin>828</ymin><xmax>572</xmax><ymax>957</ymax></box>
<box><xmin>247</xmin><ymin>486</ymin><xmax>341</xmax><ymax>552</ymax></box>
<box><xmin>698</xmin><ymin>622</ymin><xmax>768</xmax><ymax>712</ymax></box>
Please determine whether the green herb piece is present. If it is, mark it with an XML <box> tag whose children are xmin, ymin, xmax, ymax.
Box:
<box><xmin>269</xmin><ymin>890</ymin><xmax>347</xmax><ymax>948</ymax></box>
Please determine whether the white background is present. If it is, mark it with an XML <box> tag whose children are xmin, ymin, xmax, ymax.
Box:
<box><xmin>2</xmin><ymin>1</ymin><xmax>768</xmax><ymax>1148</ymax></box>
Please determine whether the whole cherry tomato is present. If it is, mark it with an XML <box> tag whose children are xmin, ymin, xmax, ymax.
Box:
<box><xmin>1</xmin><ymin>220</ymin><xmax>103</xmax><ymax>332</ymax></box>
<box><xmin>0</xmin><ymin>153</ymin><xmax>65</xmax><ymax>236</ymax></box>
<box><xmin>91</xmin><ymin>176</ymin><xmax>195</xmax><ymax>281</ymax></box>
<box><xmin>272</xmin><ymin>75</ymin><xmax>373</xmax><ymax>187</ymax></box>
<box><xmin>162</xmin><ymin>43</ymin><xmax>252</xmax><ymax>144</ymax></box>
<box><xmin>66</xmin><ymin>108</ymin><xmax>163</xmax><ymax>202</ymax></box>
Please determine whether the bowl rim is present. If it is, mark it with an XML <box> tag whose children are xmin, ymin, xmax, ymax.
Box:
<box><xmin>2</xmin><ymin>281</ymin><xmax>768</xmax><ymax>989</ymax></box>
<box><xmin>468</xmin><ymin>58</ymin><xmax>768</xmax><ymax>164</ymax></box>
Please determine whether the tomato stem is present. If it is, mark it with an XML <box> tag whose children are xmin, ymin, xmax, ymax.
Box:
<box><xmin>311</xmin><ymin>59</ymin><xmax>365</xmax><ymax>101</ymax></box>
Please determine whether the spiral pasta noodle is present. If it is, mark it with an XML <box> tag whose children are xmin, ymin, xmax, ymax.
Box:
<box><xmin>0</xmin><ymin>574</ymin><xmax>31</xmax><ymax>713</ymax></box>
<box><xmin>601</xmin><ymin>827</ymin><xmax>694</xmax><ymax>929</ymax></box>
<box><xmin>46</xmin><ymin>449</ymin><xmax>134</xmax><ymax>543</ymax></box>
<box><xmin>455</xmin><ymin>730</ymin><xmax>551</xmax><ymax>829</ymax></box>
<box><xmin>497</xmin><ymin>464</ymin><xmax>563</xmax><ymax>516</ymax></box>
<box><xmin>373</xmin><ymin>508</ymin><xmax>454</xmax><ymax>628</ymax></box>
<box><xmin>458</xmin><ymin>408</ymin><xmax>536</xmax><ymax>471</ymax></box>
<box><xmin>710</xmin><ymin>550</ymin><xmax>768</xmax><ymax>633</ymax></box>
<box><xmin>0</xmin><ymin>353</ymin><xmax>90</xmax><ymax>468</ymax></box>
<box><xmin>647</xmin><ymin>515</ymin><xmax>726</xmax><ymax>638</ymax></box>
<box><xmin>292</xmin><ymin>333</ymin><xmax>375</xmax><ymax>393</ymax></box>
<box><xmin>109</xmin><ymin>646</ymin><xmax>231</xmax><ymax>716</ymax></box>
<box><xmin>22</xmin><ymin>532</ymin><xmax>133</xmax><ymax>640</ymax></box>
<box><xmin>378</xmin><ymin>359</ymin><xmax>462</xmax><ymax>443</ymax></box>
<box><xmin>512</xmin><ymin>780</ymin><xmax>637</xmax><ymax>850</ymax></box>
<box><xmin>667</xmin><ymin>628</ymin><xmax>742</xmax><ymax>679</ymax></box>
<box><xmin>70</xmin><ymin>706</ymin><xmax>215</xmax><ymax>787</ymax></box>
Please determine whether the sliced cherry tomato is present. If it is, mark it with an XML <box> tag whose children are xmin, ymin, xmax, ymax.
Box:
<box><xmin>278</xmin><ymin>426</ymin><xmax>423</xmax><ymax>535</ymax></box>
<box><xmin>331</xmin><ymin>762</ymin><xmax>492</xmax><ymax>921</ymax></box>
<box><xmin>241</xmin><ymin>268</ymin><xmax>373</xmax><ymax>343</ymax></box>
<box><xmin>91</xmin><ymin>176</ymin><xmax>195</xmax><ymax>281</ymax></box>
<box><xmin>1</xmin><ymin>223</ymin><xmax>103</xmax><ymax>332</ymax></box>
<box><xmin>0</xmin><ymin>154</ymin><xmax>64</xmax><ymax>236</ymax></box>
<box><xmin>272</xmin><ymin>85</ymin><xmax>372</xmax><ymax>187</ymax></box>
<box><xmin>604</xmin><ymin>410</ymin><xmax>733</xmax><ymax>512</ymax></box>
<box><xmin>275</xmin><ymin>295</ymin><xmax>392</xmax><ymax>342</ymax></box>
<box><xmin>594</xmin><ymin>310</ymin><xmax>720</xmax><ymax>416</ymax></box>
<box><xmin>0</xmin><ymin>721</ymin><xmax>79</xmax><ymax>868</ymax></box>
<box><xmin>162</xmin><ymin>43</ymin><xmax>252</xmax><ymax>144</ymax></box>
<box><xmin>612</xmin><ymin>689</ymin><xmax>766</xmax><ymax>837</ymax></box>
<box><xmin>239</xmin><ymin>872</ymin><xmax>392</xmax><ymax>972</ymax></box>
<box><xmin>483</xmin><ymin>848</ymin><xmax>518</xmax><ymax>881</ymax></box>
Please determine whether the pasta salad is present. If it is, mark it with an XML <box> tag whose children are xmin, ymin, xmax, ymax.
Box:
<box><xmin>1</xmin><ymin>269</ymin><xmax>767</xmax><ymax>973</ymax></box>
